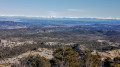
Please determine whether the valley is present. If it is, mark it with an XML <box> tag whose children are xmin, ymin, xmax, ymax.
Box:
<box><xmin>0</xmin><ymin>17</ymin><xmax>120</xmax><ymax>67</ymax></box>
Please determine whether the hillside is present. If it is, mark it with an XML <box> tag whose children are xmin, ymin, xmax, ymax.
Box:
<box><xmin>0</xmin><ymin>21</ymin><xmax>28</xmax><ymax>29</ymax></box>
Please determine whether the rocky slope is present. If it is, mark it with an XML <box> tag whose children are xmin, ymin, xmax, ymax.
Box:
<box><xmin>0</xmin><ymin>48</ymin><xmax>53</xmax><ymax>67</ymax></box>
<box><xmin>92</xmin><ymin>49</ymin><xmax>120</xmax><ymax>60</ymax></box>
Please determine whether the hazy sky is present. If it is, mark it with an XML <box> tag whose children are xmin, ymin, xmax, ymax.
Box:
<box><xmin>0</xmin><ymin>0</ymin><xmax>120</xmax><ymax>18</ymax></box>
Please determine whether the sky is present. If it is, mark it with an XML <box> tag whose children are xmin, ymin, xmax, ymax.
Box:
<box><xmin>0</xmin><ymin>0</ymin><xmax>120</xmax><ymax>18</ymax></box>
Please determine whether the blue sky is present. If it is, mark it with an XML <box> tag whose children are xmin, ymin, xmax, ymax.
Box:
<box><xmin>0</xmin><ymin>0</ymin><xmax>120</xmax><ymax>18</ymax></box>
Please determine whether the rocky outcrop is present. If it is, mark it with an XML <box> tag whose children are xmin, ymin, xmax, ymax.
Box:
<box><xmin>92</xmin><ymin>49</ymin><xmax>120</xmax><ymax>60</ymax></box>
<box><xmin>0</xmin><ymin>48</ymin><xmax>53</xmax><ymax>67</ymax></box>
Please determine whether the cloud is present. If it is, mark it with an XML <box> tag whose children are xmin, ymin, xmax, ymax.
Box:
<box><xmin>67</xmin><ymin>9</ymin><xmax>87</xmax><ymax>13</ymax></box>
<box><xmin>48</xmin><ymin>11</ymin><xmax>59</xmax><ymax>17</ymax></box>
<box><xmin>95</xmin><ymin>17</ymin><xmax>120</xmax><ymax>20</ymax></box>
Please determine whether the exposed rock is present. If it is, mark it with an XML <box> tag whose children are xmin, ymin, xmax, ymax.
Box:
<box><xmin>92</xmin><ymin>49</ymin><xmax>120</xmax><ymax>60</ymax></box>
<box><xmin>0</xmin><ymin>48</ymin><xmax>53</xmax><ymax>67</ymax></box>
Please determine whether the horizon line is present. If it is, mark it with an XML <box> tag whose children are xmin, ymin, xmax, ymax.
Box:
<box><xmin>0</xmin><ymin>15</ymin><xmax>120</xmax><ymax>20</ymax></box>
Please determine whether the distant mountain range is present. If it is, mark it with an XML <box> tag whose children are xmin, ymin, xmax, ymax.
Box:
<box><xmin>0</xmin><ymin>16</ymin><xmax>120</xmax><ymax>22</ymax></box>
<box><xmin>0</xmin><ymin>16</ymin><xmax>120</xmax><ymax>29</ymax></box>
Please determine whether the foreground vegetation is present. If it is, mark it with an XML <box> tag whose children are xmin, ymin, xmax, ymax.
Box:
<box><xmin>8</xmin><ymin>47</ymin><xmax>120</xmax><ymax>67</ymax></box>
